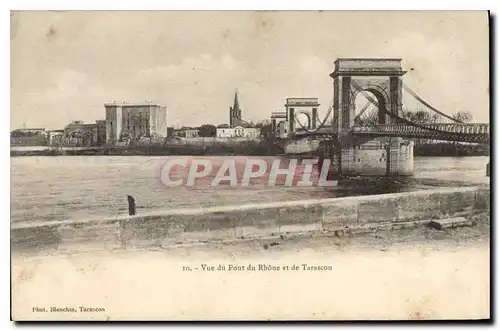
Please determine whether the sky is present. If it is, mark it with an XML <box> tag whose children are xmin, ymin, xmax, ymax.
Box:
<box><xmin>10</xmin><ymin>11</ymin><xmax>490</xmax><ymax>130</ymax></box>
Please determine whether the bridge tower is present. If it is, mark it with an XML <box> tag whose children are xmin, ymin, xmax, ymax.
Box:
<box><xmin>285</xmin><ymin>98</ymin><xmax>320</xmax><ymax>133</ymax></box>
<box><xmin>330</xmin><ymin>58</ymin><xmax>414</xmax><ymax>176</ymax></box>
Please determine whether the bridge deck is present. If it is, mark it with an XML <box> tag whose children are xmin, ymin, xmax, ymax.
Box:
<box><xmin>290</xmin><ymin>123</ymin><xmax>490</xmax><ymax>144</ymax></box>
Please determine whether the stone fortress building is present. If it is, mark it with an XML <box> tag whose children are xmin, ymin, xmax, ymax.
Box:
<box><xmin>105</xmin><ymin>102</ymin><xmax>168</xmax><ymax>144</ymax></box>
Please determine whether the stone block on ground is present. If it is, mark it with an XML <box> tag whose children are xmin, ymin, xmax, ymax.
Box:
<box><xmin>427</xmin><ymin>217</ymin><xmax>473</xmax><ymax>230</ymax></box>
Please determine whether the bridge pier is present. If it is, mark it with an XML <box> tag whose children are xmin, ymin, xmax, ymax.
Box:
<box><xmin>330</xmin><ymin>137</ymin><xmax>414</xmax><ymax>177</ymax></box>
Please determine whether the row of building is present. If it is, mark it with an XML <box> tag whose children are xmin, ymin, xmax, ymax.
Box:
<box><xmin>171</xmin><ymin>91</ymin><xmax>261</xmax><ymax>138</ymax></box>
<box><xmin>10</xmin><ymin>121</ymin><xmax>107</xmax><ymax>147</ymax></box>
<box><xmin>173</xmin><ymin>125</ymin><xmax>261</xmax><ymax>139</ymax></box>
<box><xmin>11</xmin><ymin>90</ymin><xmax>262</xmax><ymax>147</ymax></box>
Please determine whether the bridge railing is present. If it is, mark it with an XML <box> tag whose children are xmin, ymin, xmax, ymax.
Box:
<box><xmin>352</xmin><ymin>123</ymin><xmax>490</xmax><ymax>135</ymax></box>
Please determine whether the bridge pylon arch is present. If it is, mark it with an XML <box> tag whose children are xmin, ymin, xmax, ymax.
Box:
<box><xmin>331</xmin><ymin>58</ymin><xmax>406</xmax><ymax>132</ymax></box>
<box><xmin>329</xmin><ymin>58</ymin><xmax>413</xmax><ymax>177</ymax></box>
<box><xmin>285</xmin><ymin>98</ymin><xmax>320</xmax><ymax>133</ymax></box>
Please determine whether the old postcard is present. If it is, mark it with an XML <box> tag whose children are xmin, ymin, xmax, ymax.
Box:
<box><xmin>10</xmin><ymin>10</ymin><xmax>490</xmax><ymax>321</ymax></box>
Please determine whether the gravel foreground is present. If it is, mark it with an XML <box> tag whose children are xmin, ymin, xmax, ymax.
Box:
<box><xmin>11</xmin><ymin>212</ymin><xmax>490</xmax><ymax>321</ymax></box>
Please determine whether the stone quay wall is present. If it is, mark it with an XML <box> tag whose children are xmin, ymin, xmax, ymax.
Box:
<box><xmin>11</xmin><ymin>186</ymin><xmax>490</xmax><ymax>253</ymax></box>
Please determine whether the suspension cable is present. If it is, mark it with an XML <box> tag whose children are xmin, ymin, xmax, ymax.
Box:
<box><xmin>402</xmin><ymin>83</ymin><xmax>462</xmax><ymax>123</ymax></box>
<box><xmin>350</xmin><ymin>80</ymin><xmax>379</xmax><ymax>108</ymax></box>
<box><xmin>289</xmin><ymin>80</ymin><xmax>463</xmax><ymax>138</ymax></box>
<box><xmin>353</xmin><ymin>101</ymin><xmax>373</xmax><ymax>123</ymax></box>
<box><xmin>350</xmin><ymin>81</ymin><xmax>464</xmax><ymax>134</ymax></box>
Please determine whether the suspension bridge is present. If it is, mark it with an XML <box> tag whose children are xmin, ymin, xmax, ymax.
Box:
<box><xmin>270</xmin><ymin>58</ymin><xmax>490</xmax><ymax>177</ymax></box>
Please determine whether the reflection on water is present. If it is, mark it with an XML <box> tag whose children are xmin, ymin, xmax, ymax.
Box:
<box><xmin>10</xmin><ymin>156</ymin><xmax>489</xmax><ymax>224</ymax></box>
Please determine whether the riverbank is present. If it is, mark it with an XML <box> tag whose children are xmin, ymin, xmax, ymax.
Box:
<box><xmin>10</xmin><ymin>142</ymin><xmax>489</xmax><ymax>157</ymax></box>
<box><xmin>10</xmin><ymin>141</ymin><xmax>283</xmax><ymax>157</ymax></box>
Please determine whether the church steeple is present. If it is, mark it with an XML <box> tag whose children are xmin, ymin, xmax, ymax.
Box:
<box><xmin>233</xmin><ymin>89</ymin><xmax>240</xmax><ymax>111</ymax></box>
<box><xmin>229</xmin><ymin>89</ymin><xmax>242</xmax><ymax>128</ymax></box>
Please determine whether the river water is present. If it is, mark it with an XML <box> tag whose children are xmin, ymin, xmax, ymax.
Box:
<box><xmin>10</xmin><ymin>156</ymin><xmax>489</xmax><ymax>224</ymax></box>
